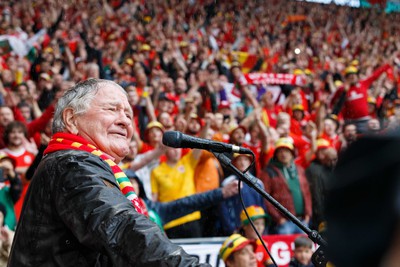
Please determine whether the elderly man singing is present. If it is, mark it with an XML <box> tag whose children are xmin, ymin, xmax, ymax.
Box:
<box><xmin>8</xmin><ymin>79</ymin><xmax>210</xmax><ymax>267</ymax></box>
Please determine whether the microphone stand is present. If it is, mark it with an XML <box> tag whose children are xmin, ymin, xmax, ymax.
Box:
<box><xmin>212</xmin><ymin>151</ymin><xmax>328</xmax><ymax>267</ymax></box>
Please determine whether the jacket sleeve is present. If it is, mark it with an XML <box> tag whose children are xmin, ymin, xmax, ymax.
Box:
<box><xmin>54</xmin><ymin>154</ymin><xmax>210</xmax><ymax>267</ymax></box>
<box><xmin>149</xmin><ymin>189</ymin><xmax>224</xmax><ymax>225</ymax></box>
<box><xmin>27</xmin><ymin>104</ymin><xmax>55</xmax><ymax>138</ymax></box>
<box><xmin>361</xmin><ymin>64</ymin><xmax>391</xmax><ymax>89</ymax></box>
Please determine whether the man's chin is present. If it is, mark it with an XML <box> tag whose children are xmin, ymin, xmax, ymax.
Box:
<box><xmin>112</xmin><ymin>153</ymin><xmax>127</xmax><ymax>164</ymax></box>
<box><xmin>107</xmin><ymin>146</ymin><xmax>130</xmax><ymax>163</ymax></box>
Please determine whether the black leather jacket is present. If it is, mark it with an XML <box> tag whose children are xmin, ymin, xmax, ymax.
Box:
<box><xmin>8</xmin><ymin>150</ymin><xmax>210</xmax><ymax>267</ymax></box>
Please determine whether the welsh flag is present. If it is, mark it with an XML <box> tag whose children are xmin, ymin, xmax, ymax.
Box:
<box><xmin>0</xmin><ymin>29</ymin><xmax>46</xmax><ymax>57</ymax></box>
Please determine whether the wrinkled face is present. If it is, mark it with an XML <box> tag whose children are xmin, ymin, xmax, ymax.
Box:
<box><xmin>0</xmin><ymin>107</ymin><xmax>14</xmax><ymax>127</ymax></box>
<box><xmin>73</xmin><ymin>85</ymin><xmax>134</xmax><ymax>163</ymax></box>
<box><xmin>242</xmin><ymin>218</ymin><xmax>266</xmax><ymax>240</ymax></box>
<box><xmin>293</xmin><ymin>247</ymin><xmax>313</xmax><ymax>266</ymax></box>
<box><xmin>275</xmin><ymin>147</ymin><xmax>293</xmax><ymax>165</ymax></box>
<box><xmin>227</xmin><ymin>245</ymin><xmax>257</xmax><ymax>267</ymax></box>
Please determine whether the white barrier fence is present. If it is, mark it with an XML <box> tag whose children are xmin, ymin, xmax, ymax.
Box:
<box><xmin>173</xmin><ymin>234</ymin><xmax>312</xmax><ymax>267</ymax></box>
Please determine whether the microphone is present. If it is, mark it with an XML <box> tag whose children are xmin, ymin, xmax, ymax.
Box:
<box><xmin>162</xmin><ymin>131</ymin><xmax>253</xmax><ymax>154</ymax></box>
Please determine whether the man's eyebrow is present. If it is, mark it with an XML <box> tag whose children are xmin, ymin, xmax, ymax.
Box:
<box><xmin>101</xmin><ymin>101</ymin><xmax>124</xmax><ymax>108</ymax></box>
<box><xmin>101</xmin><ymin>102</ymin><xmax>133</xmax><ymax>113</ymax></box>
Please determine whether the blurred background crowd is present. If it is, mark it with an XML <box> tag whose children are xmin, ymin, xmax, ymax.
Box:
<box><xmin>0</xmin><ymin>0</ymin><xmax>399</xmax><ymax>265</ymax></box>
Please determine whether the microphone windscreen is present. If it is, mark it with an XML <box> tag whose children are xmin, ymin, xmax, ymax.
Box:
<box><xmin>162</xmin><ymin>131</ymin><xmax>182</xmax><ymax>148</ymax></box>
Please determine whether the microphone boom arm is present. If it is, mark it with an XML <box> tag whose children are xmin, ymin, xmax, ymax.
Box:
<box><xmin>212</xmin><ymin>151</ymin><xmax>328</xmax><ymax>267</ymax></box>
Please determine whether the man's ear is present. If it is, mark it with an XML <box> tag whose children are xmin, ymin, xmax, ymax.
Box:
<box><xmin>63</xmin><ymin>108</ymin><xmax>79</xmax><ymax>134</ymax></box>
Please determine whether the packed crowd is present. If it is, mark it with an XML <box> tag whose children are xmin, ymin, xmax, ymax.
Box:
<box><xmin>0</xmin><ymin>0</ymin><xmax>400</xmax><ymax>265</ymax></box>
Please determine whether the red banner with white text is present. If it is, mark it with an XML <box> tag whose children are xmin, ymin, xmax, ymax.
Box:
<box><xmin>176</xmin><ymin>234</ymin><xmax>316</xmax><ymax>267</ymax></box>
<box><xmin>240</xmin><ymin>73</ymin><xmax>307</xmax><ymax>86</ymax></box>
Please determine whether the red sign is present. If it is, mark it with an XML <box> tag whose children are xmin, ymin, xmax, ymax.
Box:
<box><xmin>177</xmin><ymin>234</ymin><xmax>316</xmax><ymax>267</ymax></box>
<box><xmin>242</xmin><ymin>73</ymin><xmax>307</xmax><ymax>86</ymax></box>
<box><xmin>265</xmin><ymin>234</ymin><xmax>314</xmax><ymax>266</ymax></box>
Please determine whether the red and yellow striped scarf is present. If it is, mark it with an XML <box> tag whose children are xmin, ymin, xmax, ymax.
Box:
<box><xmin>44</xmin><ymin>132</ymin><xmax>148</xmax><ymax>216</ymax></box>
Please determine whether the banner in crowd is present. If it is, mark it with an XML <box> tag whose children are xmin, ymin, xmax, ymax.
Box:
<box><xmin>385</xmin><ymin>0</ymin><xmax>400</xmax><ymax>12</ymax></box>
<box><xmin>302</xmin><ymin>0</ymin><xmax>360</xmax><ymax>7</ymax></box>
<box><xmin>241</xmin><ymin>73</ymin><xmax>307</xmax><ymax>86</ymax></box>
<box><xmin>360</xmin><ymin>0</ymin><xmax>400</xmax><ymax>12</ymax></box>
<box><xmin>175</xmin><ymin>234</ymin><xmax>314</xmax><ymax>267</ymax></box>
<box><xmin>0</xmin><ymin>29</ymin><xmax>47</xmax><ymax>57</ymax></box>
<box><xmin>303</xmin><ymin>0</ymin><xmax>400</xmax><ymax>12</ymax></box>
<box><xmin>229</xmin><ymin>51</ymin><xmax>268</xmax><ymax>74</ymax></box>
<box><xmin>281</xmin><ymin>15</ymin><xmax>308</xmax><ymax>27</ymax></box>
